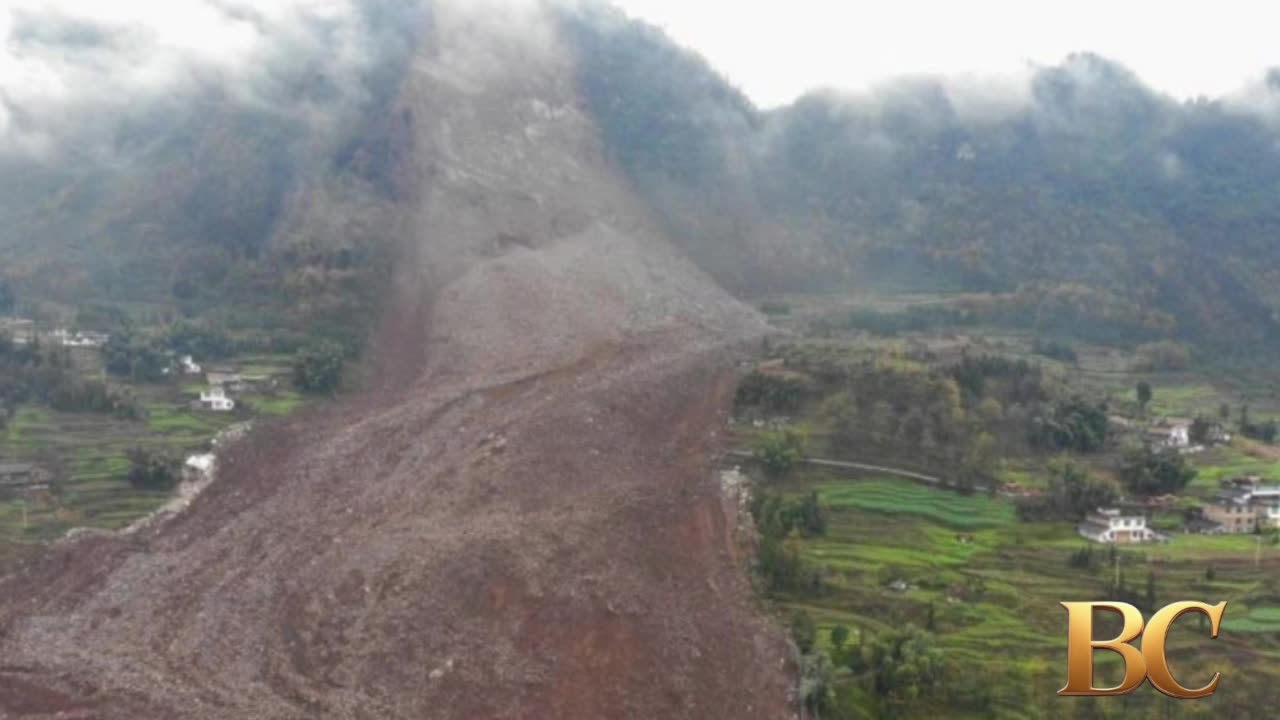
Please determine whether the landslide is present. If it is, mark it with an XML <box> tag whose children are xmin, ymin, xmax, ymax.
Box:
<box><xmin>0</xmin><ymin>3</ymin><xmax>791</xmax><ymax>719</ymax></box>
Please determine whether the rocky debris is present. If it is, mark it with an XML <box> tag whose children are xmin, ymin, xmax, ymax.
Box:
<box><xmin>0</xmin><ymin>3</ymin><xmax>791</xmax><ymax>719</ymax></box>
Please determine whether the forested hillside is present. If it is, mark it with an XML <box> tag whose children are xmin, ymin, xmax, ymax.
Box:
<box><xmin>8</xmin><ymin>2</ymin><xmax>1280</xmax><ymax>350</ymax></box>
<box><xmin>563</xmin><ymin>6</ymin><xmax>1280</xmax><ymax>347</ymax></box>
<box><xmin>0</xmin><ymin>0</ymin><xmax>429</xmax><ymax>349</ymax></box>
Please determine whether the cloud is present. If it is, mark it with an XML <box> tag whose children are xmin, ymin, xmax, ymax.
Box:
<box><xmin>0</xmin><ymin>0</ymin><xmax>427</xmax><ymax>160</ymax></box>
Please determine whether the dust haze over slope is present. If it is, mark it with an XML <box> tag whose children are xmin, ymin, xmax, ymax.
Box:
<box><xmin>0</xmin><ymin>2</ymin><xmax>790</xmax><ymax>719</ymax></box>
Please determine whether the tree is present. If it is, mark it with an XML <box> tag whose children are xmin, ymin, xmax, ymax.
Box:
<box><xmin>790</xmin><ymin>609</ymin><xmax>817</xmax><ymax>654</ymax></box>
<box><xmin>830</xmin><ymin>625</ymin><xmax>851</xmax><ymax>653</ymax></box>
<box><xmin>1189</xmin><ymin>416</ymin><xmax>1213</xmax><ymax>445</ymax></box>
<box><xmin>1030</xmin><ymin>398</ymin><xmax>1109</xmax><ymax>453</ymax></box>
<box><xmin>126</xmin><ymin>448</ymin><xmax>179</xmax><ymax>490</ymax></box>
<box><xmin>753</xmin><ymin>428</ymin><xmax>807</xmax><ymax>478</ymax></box>
<box><xmin>1016</xmin><ymin>460</ymin><xmax>1118</xmax><ymax>521</ymax></box>
<box><xmin>293</xmin><ymin>339</ymin><xmax>346</xmax><ymax>394</ymax></box>
<box><xmin>1205</xmin><ymin>564</ymin><xmax>1216</xmax><ymax>582</ymax></box>
<box><xmin>102</xmin><ymin>332</ymin><xmax>169</xmax><ymax>383</ymax></box>
<box><xmin>1120</xmin><ymin>447</ymin><xmax>1197</xmax><ymax>497</ymax></box>
<box><xmin>1136</xmin><ymin>381</ymin><xmax>1152</xmax><ymax>416</ymax></box>
<box><xmin>796</xmin><ymin>650</ymin><xmax>835</xmax><ymax>718</ymax></box>
<box><xmin>865</xmin><ymin>624</ymin><xmax>944</xmax><ymax>708</ymax></box>
<box><xmin>961</xmin><ymin>431</ymin><xmax>999</xmax><ymax>490</ymax></box>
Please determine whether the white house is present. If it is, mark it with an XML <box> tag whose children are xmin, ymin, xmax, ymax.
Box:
<box><xmin>1077</xmin><ymin>508</ymin><xmax>1162</xmax><ymax>544</ymax></box>
<box><xmin>198</xmin><ymin>387</ymin><xmax>235</xmax><ymax>412</ymax></box>
<box><xmin>1147</xmin><ymin>420</ymin><xmax>1191</xmax><ymax>449</ymax></box>
<box><xmin>179</xmin><ymin>355</ymin><xmax>203</xmax><ymax>375</ymax></box>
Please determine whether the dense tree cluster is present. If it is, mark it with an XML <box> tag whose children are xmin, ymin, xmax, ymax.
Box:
<box><xmin>1017</xmin><ymin>460</ymin><xmax>1119</xmax><ymax>521</ymax></box>
<box><xmin>126</xmin><ymin>448</ymin><xmax>180</xmax><ymax>491</ymax></box>
<box><xmin>734</xmin><ymin>370</ymin><xmax>809</xmax><ymax>414</ymax></box>
<box><xmin>293</xmin><ymin>339</ymin><xmax>346</xmax><ymax>395</ymax></box>
<box><xmin>1119</xmin><ymin>447</ymin><xmax>1197</xmax><ymax>497</ymax></box>
<box><xmin>1028</xmin><ymin>397</ymin><xmax>1109</xmax><ymax>453</ymax></box>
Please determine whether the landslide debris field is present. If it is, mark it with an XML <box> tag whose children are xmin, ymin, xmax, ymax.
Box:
<box><xmin>0</xmin><ymin>5</ymin><xmax>790</xmax><ymax>719</ymax></box>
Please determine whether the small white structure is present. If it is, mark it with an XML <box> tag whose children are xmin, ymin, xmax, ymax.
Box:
<box><xmin>184</xmin><ymin>453</ymin><xmax>216</xmax><ymax>478</ymax></box>
<box><xmin>198</xmin><ymin>387</ymin><xmax>235</xmax><ymax>412</ymax></box>
<box><xmin>179</xmin><ymin>355</ymin><xmax>202</xmax><ymax>375</ymax></box>
<box><xmin>1077</xmin><ymin>508</ymin><xmax>1162</xmax><ymax>544</ymax></box>
<box><xmin>48</xmin><ymin>328</ymin><xmax>109</xmax><ymax>348</ymax></box>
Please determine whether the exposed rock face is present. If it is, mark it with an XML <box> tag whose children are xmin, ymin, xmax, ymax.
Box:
<box><xmin>0</xmin><ymin>3</ymin><xmax>791</xmax><ymax>718</ymax></box>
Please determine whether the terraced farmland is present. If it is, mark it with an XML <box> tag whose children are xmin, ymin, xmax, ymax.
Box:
<box><xmin>766</xmin><ymin>470</ymin><xmax>1280</xmax><ymax>719</ymax></box>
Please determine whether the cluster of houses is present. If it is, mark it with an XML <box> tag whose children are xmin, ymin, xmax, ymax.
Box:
<box><xmin>1137</xmin><ymin>417</ymin><xmax>1231</xmax><ymax>454</ymax></box>
<box><xmin>0</xmin><ymin>318</ymin><xmax>110</xmax><ymax>349</ymax></box>
<box><xmin>1077</xmin><ymin>476</ymin><xmax>1280</xmax><ymax>545</ymax></box>
<box><xmin>1196</xmin><ymin>477</ymin><xmax>1280</xmax><ymax>535</ymax></box>
<box><xmin>191</xmin><ymin>370</ymin><xmax>275</xmax><ymax>413</ymax></box>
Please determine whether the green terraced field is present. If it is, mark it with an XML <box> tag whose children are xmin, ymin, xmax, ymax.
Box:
<box><xmin>818</xmin><ymin>479</ymin><xmax>1014</xmax><ymax>530</ymax></box>
<box><xmin>767</xmin><ymin>470</ymin><xmax>1280</xmax><ymax>719</ymax></box>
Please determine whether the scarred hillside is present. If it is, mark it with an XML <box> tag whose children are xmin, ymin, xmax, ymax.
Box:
<box><xmin>0</xmin><ymin>3</ymin><xmax>790</xmax><ymax>718</ymax></box>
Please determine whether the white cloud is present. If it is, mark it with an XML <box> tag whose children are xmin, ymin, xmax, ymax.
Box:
<box><xmin>0</xmin><ymin>0</ymin><xmax>418</xmax><ymax>157</ymax></box>
<box><xmin>611</xmin><ymin>0</ymin><xmax>1280</xmax><ymax>108</ymax></box>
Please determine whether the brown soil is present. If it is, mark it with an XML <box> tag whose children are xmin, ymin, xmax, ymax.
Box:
<box><xmin>0</xmin><ymin>4</ymin><xmax>792</xmax><ymax>718</ymax></box>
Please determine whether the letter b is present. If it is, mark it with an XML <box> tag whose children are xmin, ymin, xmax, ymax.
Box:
<box><xmin>1059</xmin><ymin>602</ymin><xmax>1148</xmax><ymax>696</ymax></box>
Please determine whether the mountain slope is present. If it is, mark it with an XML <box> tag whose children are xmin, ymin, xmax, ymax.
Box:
<box><xmin>565</xmin><ymin>12</ymin><xmax>1280</xmax><ymax>346</ymax></box>
<box><xmin>0</xmin><ymin>3</ymin><xmax>789</xmax><ymax>718</ymax></box>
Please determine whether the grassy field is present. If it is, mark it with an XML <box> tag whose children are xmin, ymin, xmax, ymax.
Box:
<box><xmin>765</xmin><ymin>468</ymin><xmax>1280</xmax><ymax>719</ymax></box>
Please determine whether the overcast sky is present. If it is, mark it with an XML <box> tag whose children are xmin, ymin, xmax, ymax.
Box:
<box><xmin>610</xmin><ymin>0</ymin><xmax>1280</xmax><ymax>107</ymax></box>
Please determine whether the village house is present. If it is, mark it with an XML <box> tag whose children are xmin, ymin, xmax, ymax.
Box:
<box><xmin>1146</xmin><ymin>419</ymin><xmax>1192</xmax><ymax>449</ymax></box>
<box><xmin>48</xmin><ymin>328</ymin><xmax>109</xmax><ymax>348</ymax></box>
<box><xmin>1199</xmin><ymin>477</ymin><xmax>1280</xmax><ymax>534</ymax></box>
<box><xmin>206</xmin><ymin>371</ymin><xmax>246</xmax><ymax>393</ymax></box>
<box><xmin>197</xmin><ymin>387</ymin><xmax>236</xmax><ymax>413</ymax></box>
<box><xmin>1077</xmin><ymin>508</ymin><xmax>1163</xmax><ymax>544</ymax></box>
<box><xmin>179</xmin><ymin>355</ymin><xmax>203</xmax><ymax>375</ymax></box>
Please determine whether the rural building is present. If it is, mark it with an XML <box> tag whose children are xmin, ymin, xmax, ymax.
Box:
<box><xmin>1077</xmin><ymin>508</ymin><xmax>1162</xmax><ymax>544</ymax></box>
<box><xmin>198</xmin><ymin>387</ymin><xmax>236</xmax><ymax>412</ymax></box>
<box><xmin>1146</xmin><ymin>419</ymin><xmax>1191</xmax><ymax>449</ymax></box>
<box><xmin>48</xmin><ymin>328</ymin><xmax>109</xmax><ymax>348</ymax></box>
<box><xmin>179</xmin><ymin>355</ymin><xmax>202</xmax><ymax>375</ymax></box>
<box><xmin>0</xmin><ymin>462</ymin><xmax>48</xmax><ymax>487</ymax></box>
<box><xmin>206</xmin><ymin>371</ymin><xmax>246</xmax><ymax>392</ymax></box>
<box><xmin>1199</xmin><ymin>478</ymin><xmax>1280</xmax><ymax>533</ymax></box>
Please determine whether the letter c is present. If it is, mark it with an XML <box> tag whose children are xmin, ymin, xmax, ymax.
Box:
<box><xmin>1142</xmin><ymin>601</ymin><xmax>1227</xmax><ymax>699</ymax></box>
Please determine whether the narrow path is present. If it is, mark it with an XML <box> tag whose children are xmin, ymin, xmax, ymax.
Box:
<box><xmin>725</xmin><ymin>449</ymin><xmax>943</xmax><ymax>485</ymax></box>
